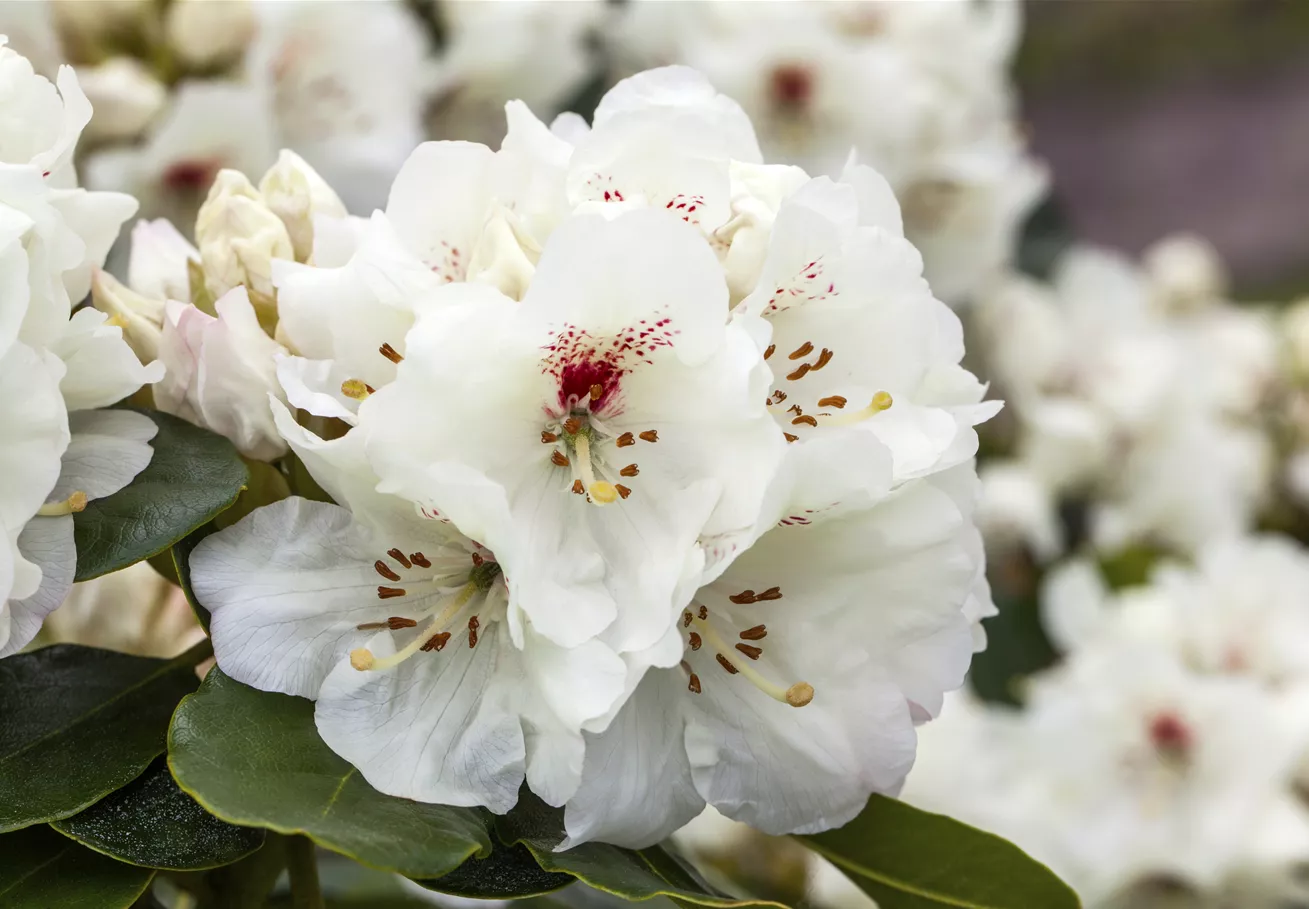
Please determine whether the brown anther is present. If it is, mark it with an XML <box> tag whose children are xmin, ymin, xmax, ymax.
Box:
<box><xmin>572</xmin><ymin>479</ymin><xmax>585</xmax><ymax>495</ymax></box>
<box><xmin>374</xmin><ymin>560</ymin><xmax>401</xmax><ymax>582</ymax></box>
<box><xmin>716</xmin><ymin>654</ymin><xmax>739</xmax><ymax>675</ymax></box>
<box><xmin>817</xmin><ymin>395</ymin><xmax>848</xmax><ymax>409</ymax></box>
<box><xmin>379</xmin><ymin>342</ymin><xmax>403</xmax><ymax>364</ymax></box>
<box><xmin>756</xmin><ymin>586</ymin><xmax>783</xmax><ymax>601</ymax></box>
<box><xmin>812</xmin><ymin>348</ymin><xmax>834</xmax><ymax>370</ymax></box>
<box><xmin>541</xmin><ymin>431</ymin><xmax>558</xmax><ymax>444</ymax></box>
<box><xmin>791</xmin><ymin>415</ymin><xmax>818</xmax><ymax>427</ymax></box>
<box><xmin>564</xmin><ymin>417</ymin><xmax>582</xmax><ymax>435</ymax></box>
<box><xmin>620</xmin><ymin>464</ymin><xmax>639</xmax><ymax>477</ymax></box>
<box><xmin>683</xmin><ymin>611</ymin><xmax>693</xmax><ymax>628</ymax></box>
<box><xmin>615</xmin><ymin>484</ymin><xmax>632</xmax><ymax>499</ymax></box>
<box><xmin>551</xmin><ymin>450</ymin><xmax>570</xmax><ymax>467</ymax></box>
<box><xmin>688</xmin><ymin>673</ymin><xmax>702</xmax><ymax>694</ymax></box>
<box><xmin>377</xmin><ymin>586</ymin><xmax>406</xmax><ymax>599</ymax></box>
<box><xmin>735</xmin><ymin>643</ymin><xmax>763</xmax><ymax>660</ymax></box>
<box><xmin>784</xmin><ymin>432</ymin><xmax>799</xmax><ymax>443</ymax></box>
<box><xmin>409</xmin><ymin>552</ymin><xmax>431</xmax><ymax>568</ymax></box>
<box><xmin>387</xmin><ymin>549</ymin><xmax>412</xmax><ymax>569</ymax></box>
<box><xmin>771</xmin><ymin>390</ymin><xmax>788</xmax><ymax>403</ymax></box>
<box><xmin>786</xmin><ymin>363</ymin><xmax>811</xmax><ymax>381</ymax></box>
<box><xmin>729</xmin><ymin>590</ymin><xmax>758</xmax><ymax>605</ymax></box>
<box><xmin>386</xmin><ymin>617</ymin><xmax>418</xmax><ymax>630</ymax></box>
<box><xmin>420</xmin><ymin>632</ymin><xmax>451</xmax><ymax>652</ymax></box>
<box><xmin>698</xmin><ymin>605</ymin><xmax>708</xmax><ymax>620</ymax></box>
<box><xmin>355</xmin><ymin>621</ymin><xmax>385</xmax><ymax>630</ymax></box>
<box><xmin>471</xmin><ymin>552</ymin><xmax>485</xmax><ymax>567</ymax></box>
<box><xmin>688</xmin><ymin>631</ymin><xmax>703</xmax><ymax>651</ymax></box>
<box><xmin>788</xmin><ymin>341</ymin><xmax>814</xmax><ymax>360</ymax></box>
<box><xmin>764</xmin><ymin>343</ymin><xmax>776</xmax><ymax>360</ymax></box>
<box><xmin>639</xmin><ymin>430</ymin><xmax>659</xmax><ymax>443</ymax></box>
<box><xmin>739</xmin><ymin>625</ymin><xmax>768</xmax><ymax>641</ymax></box>
<box><xmin>616</xmin><ymin>432</ymin><xmax>636</xmax><ymax>447</ymax></box>
<box><xmin>467</xmin><ymin>616</ymin><xmax>480</xmax><ymax>648</ymax></box>
<box><xmin>590</xmin><ymin>384</ymin><xmax>604</xmax><ymax>401</ymax></box>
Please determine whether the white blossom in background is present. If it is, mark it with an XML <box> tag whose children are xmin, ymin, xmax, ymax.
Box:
<box><xmin>608</xmin><ymin>0</ymin><xmax>1048</xmax><ymax>304</ymax></box>
<box><xmin>973</xmin><ymin>239</ymin><xmax>1277</xmax><ymax>561</ymax></box>
<box><xmin>0</xmin><ymin>36</ymin><xmax>161</xmax><ymax>657</ymax></box>
<box><xmin>187</xmin><ymin>67</ymin><xmax>998</xmax><ymax>836</ymax></box>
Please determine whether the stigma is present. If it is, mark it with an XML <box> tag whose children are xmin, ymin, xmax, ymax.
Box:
<box><xmin>38</xmin><ymin>491</ymin><xmax>88</xmax><ymax>516</ymax></box>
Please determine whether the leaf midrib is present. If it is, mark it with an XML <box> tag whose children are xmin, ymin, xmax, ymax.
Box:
<box><xmin>803</xmin><ymin>840</ymin><xmax>996</xmax><ymax>909</ymax></box>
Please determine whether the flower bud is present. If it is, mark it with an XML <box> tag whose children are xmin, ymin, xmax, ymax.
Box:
<box><xmin>78</xmin><ymin>57</ymin><xmax>167</xmax><ymax>144</ymax></box>
<box><xmin>91</xmin><ymin>268</ymin><xmax>166</xmax><ymax>362</ymax></box>
<box><xmin>1143</xmin><ymin>233</ymin><xmax>1227</xmax><ymax>313</ymax></box>
<box><xmin>195</xmin><ymin>169</ymin><xmax>294</xmax><ymax>302</ymax></box>
<box><xmin>258</xmin><ymin>150</ymin><xmax>347</xmax><ymax>262</ymax></box>
<box><xmin>166</xmin><ymin>0</ymin><xmax>256</xmax><ymax>70</ymax></box>
<box><xmin>51</xmin><ymin>0</ymin><xmax>152</xmax><ymax>61</ymax></box>
<box><xmin>129</xmin><ymin>218</ymin><xmax>199</xmax><ymax>302</ymax></box>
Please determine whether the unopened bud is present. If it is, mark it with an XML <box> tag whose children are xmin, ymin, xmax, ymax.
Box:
<box><xmin>79</xmin><ymin>58</ymin><xmax>167</xmax><ymax>144</ymax></box>
<box><xmin>258</xmin><ymin>150</ymin><xmax>347</xmax><ymax>262</ymax></box>
<box><xmin>166</xmin><ymin>0</ymin><xmax>255</xmax><ymax>70</ymax></box>
<box><xmin>195</xmin><ymin>169</ymin><xmax>294</xmax><ymax>301</ymax></box>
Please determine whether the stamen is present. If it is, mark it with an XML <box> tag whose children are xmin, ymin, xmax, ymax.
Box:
<box><xmin>386</xmin><ymin>617</ymin><xmax>417</xmax><ymax>629</ymax></box>
<box><xmin>791</xmin><ymin>415</ymin><xmax>818</xmax><ymax>427</ymax></box>
<box><xmin>471</xmin><ymin>552</ymin><xmax>484</xmax><ymax>567</ymax></box>
<box><xmin>420</xmin><ymin>632</ymin><xmax>451</xmax><ymax>652</ymax></box>
<box><xmin>38</xmin><ymin>491</ymin><xmax>87</xmax><ymax>516</ymax></box>
<box><xmin>572</xmin><ymin>479</ymin><xmax>585</xmax><ymax>495</ymax></box>
<box><xmin>639</xmin><ymin>430</ymin><xmax>659</xmax><ymax>443</ymax></box>
<box><xmin>341</xmin><ymin>379</ymin><xmax>374</xmax><ymax>400</ymax></box>
<box><xmin>688</xmin><ymin>673</ymin><xmax>702</xmax><ymax>694</ymax></box>
<box><xmin>729</xmin><ymin>590</ymin><xmax>758</xmax><ymax>605</ymax></box>
<box><xmin>784</xmin><ymin>432</ymin><xmax>799</xmax><ymax>443</ymax></box>
<box><xmin>620</xmin><ymin>464</ymin><xmax>639</xmax><ymax>477</ymax></box>
<box><xmin>551</xmin><ymin>450</ymin><xmax>570</xmax><ymax>467</ymax></box>
<box><xmin>764</xmin><ymin>344</ymin><xmax>776</xmax><ymax>359</ymax></box>
<box><xmin>788</xmin><ymin>341</ymin><xmax>814</xmax><ymax>360</ymax></box>
<box><xmin>590</xmin><ymin>384</ymin><xmax>603</xmax><ymax>401</ymax></box>
<box><xmin>786</xmin><ymin>363</ymin><xmax>811</xmax><ymax>381</ymax></box>
<box><xmin>615</xmin><ymin>484</ymin><xmax>632</xmax><ymax>499</ymax></box>
<box><xmin>811</xmin><ymin>348</ymin><xmax>833</xmax><ymax>370</ymax></box>
<box><xmin>410</xmin><ymin>552</ymin><xmax>431</xmax><ymax>568</ymax></box>
<box><xmin>467</xmin><ymin>615</ymin><xmax>480</xmax><ymax>648</ymax></box>
<box><xmin>698</xmin><ymin>605</ymin><xmax>708</xmax><ymax>620</ymax></box>
<box><xmin>351</xmin><ymin>581</ymin><xmax>479</xmax><ymax>672</ymax></box>
<box><xmin>616</xmin><ymin>432</ymin><xmax>635</xmax><ymax>447</ymax></box>
<box><xmin>377</xmin><ymin>586</ymin><xmax>406</xmax><ymax>599</ymax></box>
<box><xmin>688</xmin><ymin>631</ymin><xmax>702</xmax><ymax>651</ymax></box>
<box><xmin>740</xmin><ymin>625</ymin><xmax>768</xmax><ymax>640</ymax></box>
<box><xmin>379</xmin><ymin>342</ymin><xmax>404</xmax><ymax>364</ymax></box>
<box><xmin>817</xmin><ymin>395</ymin><xmax>847</xmax><ymax>409</ymax></box>
<box><xmin>573</xmin><ymin>432</ymin><xmax>619</xmax><ymax>505</ymax></box>
<box><xmin>374</xmin><ymin>560</ymin><xmax>401</xmax><ymax>582</ymax></box>
<box><xmin>387</xmin><ymin>549</ymin><xmax>412</xmax><ymax>569</ymax></box>
<box><xmin>564</xmin><ymin>417</ymin><xmax>582</xmax><ymax>435</ymax></box>
<box><xmin>542</xmin><ymin>431</ymin><xmax>558</xmax><ymax>444</ymax></box>
<box><xmin>735</xmin><ymin>643</ymin><xmax>763</xmax><ymax>660</ymax></box>
<box><xmin>683</xmin><ymin>611</ymin><xmax>693</xmax><ymax>628</ymax></box>
<box><xmin>757</xmin><ymin>587</ymin><xmax>782</xmax><ymax>601</ymax></box>
<box><xmin>821</xmin><ymin>392</ymin><xmax>893</xmax><ymax>427</ymax></box>
<box><xmin>693</xmin><ymin>614</ymin><xmax>813</xmax><ymax>708</ymax></box>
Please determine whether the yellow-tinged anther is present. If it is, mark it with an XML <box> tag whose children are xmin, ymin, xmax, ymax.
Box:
<box><xmin>341</xmin><ymin>379</ymin><xmax>372</xmax><ymax>400</ymax></box>
<box><xmin>38</xmin><ymin>491</ymin><xmax>87</xmax><ymax>516</ymax></box>
<box><xmin>350</xmin><ymin>649</ymin><xmax>375</xmax><ymax>670</ymax></box>
<box><xmin>821</xmin><ymin>391</ymin><xmax>893</xmax><ymax>427</ymax></box>
<box><xmin>351</xmin><ymin>581</ymin><xmax>479</xmax><ymax>672</ymax></box>
<box><xmin>691</xmin><ymin>614</ymin><xmax>813</xmax><ymax>708</ymax></box>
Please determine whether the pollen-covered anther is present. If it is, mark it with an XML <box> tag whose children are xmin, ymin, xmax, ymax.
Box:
<box><xmin>716</xmin><ymin>653</ymin><xmax>740</xmax><ymax>675</ymax></box>
<box><xmin>386</xmin><ymin>616</ymin><xmax>418</xmax><ymax>630</ymax></box>
<box><xmin>688</xmin><ymin>673</ymin><xmax>702</xmax><ymax>694</ymax></box>
<box><xmin>471</xmin><ymin>552</ymin><xmax>484</xmax><ymax>567</ymax></box>
<box><xmin>379</xmin><ymin>342</ymin><xmax>404</xmax><ymax>364</ymax></box>
<box><xmin>616</xmin><ymin>432</ymin><xmax>635</xmax><ymax>447</ymax></box>
<box><xmin>564</xmin><ymin>417</ymin><xmax>582</xmax><ymax>435</ymax></box>
<box><xmin>467</xmin><ymin>615</ymin><xmax>480</xmax><ymax>648</ymax></box>
<box><xmin>812</xmin><ymin>348</ymin><xmax>833</xmax><ymax>370</ymax></box>
<box><xmin>736</xmin><ymin>643</ymin><xmax>763</xmax><ymax>661</ymax></box>
<box><xmin>387</xmin><ymin>548</ymin><xmax>412</xmax><ymax>569</ymax></box>
<box><xmin>764</xmin><ymin>343</ymin><xmax>776</xmax><ymax>360</ymax></box>
<box><xmin>639</xmin><ymin>430</ymin><xmax>659</xmax><ymax>443</ymax></box>
<box><xmin>788</xmin><ymin>341</ymin><xmax>814</xmax><ymax>360</ymax></box>
<box><xmin>683</xmin><ymin>611</ymin><xmax>693</xmax><ymax>628</ymax></box>
<box><xmin>410</xmin><ymin>552</ymin><xmax>431</xmax><ymax>568</ymax></box>
<box><xmin>37</xmin><ymin>491</ymin><xmax>88</xmax><ymax>516</ymax></box>
<box><xmin>589</xmin><ymin>383</ymin><xmax>603</xmax><ymax>401</ymax></box>
<box><xmin>817</xmin><ymin>395</ymin><xmax>847</xmax><ymax>409</ymax></box>
<box><xmin>784</xmin><ymin>432</ymin><xmax>799</xmax><ymax>443</ymax></box>
<box><xmin>740</xmin><ymin>625</ymin><xmax>768</xmax><ymax>641</ymax></box>
<box><xmin>541</xmin><ymin>431</ymin><xmax>558</xmax><ymax>444</ymax></box>
<box><xmin>620</xmin><ymin>464</ymin><xmax>639</xmax><ymax>477</ymax></box>
<box><xmin>551</xmin><ymin>450</ymin><xmax>570</xmax><ymax>467</ymax></box>
<box><xmin>729</xmin><ymin>590</ymin><xmax>758</xmax><ymax>605</ymax></box>
<box><xmin>377</xmin><ymin>586</ymin><xmax>406</xmax><ymax>599</ymax></box>
<box><xmin>698</xmin><ymin>605</ymin><xmax>708</xmax><ymax>620</ymax></box>
<box><xmin>786</xmin><ymin>363</ymin><xmax>811</xmax><ymax>382</ymax></box>
<box><xmin>615</xmin><ymin>484</ymin><xmax>632</xmax><ymax>499</ymax></box>
<box><xmin>791</xmin><ymin>415</ymin><xmax>818</xmax><ymax>427</ymax></box>
<box><xmin>420</xmin><ymin>632</ymin><xmax>451</xmax><ymax>653</ymax></box>
<box><xmin>572</xmin><ymin>479</ymin><xmax>585</xmax><ymax>495</ymax></box>
<box><xmin>757</xmin><ymin>586</ymin><xmax>782</xmax><ymax>601</ymax></box>
<box><xmin>688</xmin><ymin>632</ymin><xmax>703</xmax><ymax>651</ymax></box>
<box><xmin>374</xmin><ymin>560</ymin><xmax>400</xmax><ymax>582</ymax></box>
<box><xmin>341</xmin><ymin>379</ymin><xmax>374</xmax><ymax>400</ymax></box>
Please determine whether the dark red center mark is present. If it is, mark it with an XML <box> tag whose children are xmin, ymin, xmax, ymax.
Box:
<box><xmin>1147</xmin><ymin>712</ymin><xmax>1192</xmax><ymax>760</ymax></box>
<box><xmin>770</xmin><ymin>64</ymin><xmax>814</xmax><ymax>110</ymax></box>
<box><xmin>542</xmin><ymin>319</ymin><xmax>679</xmax><ymax>412</ymax></box>
<box><xmin>162</xmin><ymin>158</ymin><xmax>222</xmax><ymax>193</ymax></box>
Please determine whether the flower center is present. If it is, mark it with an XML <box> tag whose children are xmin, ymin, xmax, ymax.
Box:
<box><xmin>770</xmin><ymin>64</ymin><xmax>814</xmax><ymax>112</ymax></box>
<box><xmin>763</xmin><ymin>341</ymin><xmax>893</xmax><ymax>442</ymax></box>
<box><xmin>1147</xmin><ymin>711</ymin><xmax>1192</xmax><ymax>763</ymax></box>
<box><xmin>540</xmin><ymin>396</ymin><xmax>658</xmax><ymax>507</ymax></box>
<box><xmin>681</xmin><ymin>596</ymin><xmax>814</xmax><ymax>709</ymax></box>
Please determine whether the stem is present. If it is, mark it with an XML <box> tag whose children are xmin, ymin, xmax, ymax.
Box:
<box><xmin>285</xmin><ymin>835</ymin><xmax>324</xmax><ymax>909</ymax></box>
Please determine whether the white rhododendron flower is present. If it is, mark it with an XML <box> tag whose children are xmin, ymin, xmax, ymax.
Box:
<box><xmin>186</xmin><ymin>67</ymin><xmax>998</xmax><ymax>830</ymax></box>
<box><xmin>608</xmin><ymin>0</ymin><xmax>1047</xmax><ymax>304</ymax></box>
<box><xmin>1</xmin><ymin>37</ymin><xmax>161</xmax><ymax>657</ymax></box>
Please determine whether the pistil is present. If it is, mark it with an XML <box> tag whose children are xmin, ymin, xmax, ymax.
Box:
<box><xmin>691</xmin><ymin>614</ymin><xmax>813</xmax><ymax>707</ymax></box>
<box><xmin>38</xmin><ymin>491</ymin><xmax>88</xmax><ymax>516</ymax></box>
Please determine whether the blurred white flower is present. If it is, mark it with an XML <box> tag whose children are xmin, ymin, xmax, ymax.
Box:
<box><xmin>77</xmin><ymin>57</ymin><xmax>166</xmax><ymax>144</ymax></box>
<box><xmin>166</xmin><ymin>0</ymin><xmax>255</xmax><ymax>70</ymax></box>
<box><xmin>42</xmin><ymin>560</ymin><xmax>204</xmax><ymax>657</ymax></box>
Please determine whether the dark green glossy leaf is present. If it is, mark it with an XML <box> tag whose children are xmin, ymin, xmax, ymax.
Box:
<box><xmin>168</xmin><ymin>668</ymin><xmax>493</xmax><ymax>879</ymax></box>
<box><xmin>415</xmin><ymin>840</ymin><xmax>574</xmax><ymax>899</ymax></box>
<box><xmin>73</xmin><ymin>408</ymin><xmax>248</xmax><ymax>582</ymax></box>
<box><xmin>799</xmin><ymin>795</ymin><xmax>1081</xmax><ymax>909</ymax></box>
<box><xmin>51</xmin><ymin>756</ymin><xmax>264</xmax><ymax>870</ymax></box>
<box><xmin>0</xmin><ymin>643</ymin><xmax>205</xmax><ymax>832</ymax></box>
<box><xmin>0</xmin><ymin>825</ymin><xmax>154</xmax><ymax>908</ymax></box>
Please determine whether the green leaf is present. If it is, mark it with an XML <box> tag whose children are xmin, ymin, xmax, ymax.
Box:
<box><xmin>0</xmin><ymin>643</ymin><xmax>205</xmax><ymax>833</ymax></box>
<box><xmin>498</xmin><ymin>795</ymin><xmax>785</xmax><ymax>908</ymax></box>
<box><xmin>73</xmin><ymin>408</ymin><xmax>248</xmax><ymax>582</ymax></box>
<box><xmin>171</xmin><ymin>522</ymin><xmax>218</xmax><ymax>632</ymax></box>
<box><xmin>414</xmin><ymin>840</ymin><xmax>574</xmax><ymax>899</ymax></box>
<box><xmin>51</xmin><ymin>756</ymin><xmax>264</xmax><ymax>870</ymax></box>
<box><xmin>799</xmin><ymin>795</ymin><xmax>1081</xmax><ymax>909</ymax></box>
<box><xmin>0</xmin><ymin>825</ymin><xmax>154</xmax><ymax>908</ymax></box>
<box><xmin>168</xmin><ymin>668</ymin><xmax>494</xmax><ymax>879</ymax></box>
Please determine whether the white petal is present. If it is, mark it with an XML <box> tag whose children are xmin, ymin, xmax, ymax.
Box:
<box><xmin>45</xmin><ymin>187</ymin><xmax>139</xmax><ymax>304</ymax></box>
<box><xmin>385</xmin><ymin>141</ymin><xmax>495</xmax><ymax>282</ymax></box>
<box><xmin>315</xmin><ymin>624</ymin><xmax>526</xmax><ymax>813</ymax></box>
<box><xmin>2</xmin><ymin>515</ymin><xmax>75</xmax><ymax>658</ymax></box>
<box><xmin>562</xmin><ymin>669</ymin><xmax>703</xmax><ymax>849</ymax></box>
<box><xmin>275</xmin><ymin>355</ymin><xmax>359</xmax><ymax>424</ymax></box>
<box><xmin>50</xmin><ymin>307</ymin><xmax>164</xmax><ymax>411</ymax></box>
<box><xmin>52</xmin><ymin>410</ymin><xmax>157</xmax><ymax>503</ymax></box>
